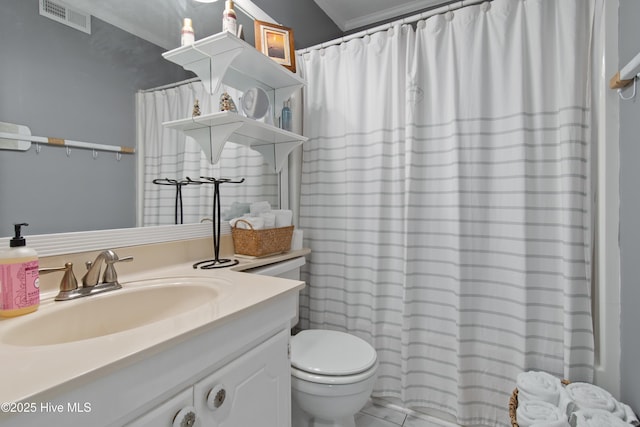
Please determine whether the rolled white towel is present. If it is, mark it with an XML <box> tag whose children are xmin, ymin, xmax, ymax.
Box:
<box><xmin>259</xmin><ymin>212</ymin><xmax>276</xmax><ymax>228</ymax></box>
<box><xmin>569</xmin><ymin>409</ymin><xmax>630</xmax><ymax>427</ymax></box>
<box><xmin>622</xmin><ymin>403</ymin><xmax>640</xmax><ymax>425</ymax></box>
<box><xmin>516</xmin><ymin>400</ymin><xmax>569</xmax><ymax>427</ymax></box>
<box><xmin>565</xmin><ymin>383</ymin><xmax>625</xmax><ymax>419</ymax></box>
<box><xmin>250</xmin><ymin>201</ymin><xmax>271</xmax><ymax>216</ymax></box>
<box><xmin>229</xmin><ymin>216</ymin><xmax>265</xmax><ymax>230</ymax></box>
<box><xmin>272</xmin><ymin>209</ymin><xmax>293</xmax><ymax>227</ymax></box>
<box><xmin>517</xmin><ymin>371</ymin><xmax>563</xmax><ymax>406</ymax></box>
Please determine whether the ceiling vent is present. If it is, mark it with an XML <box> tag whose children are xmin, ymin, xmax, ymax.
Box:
<box><xmin>39</xmin><ymin>0</ymin><xmax>91</xmax><ymax>34</ymax></box>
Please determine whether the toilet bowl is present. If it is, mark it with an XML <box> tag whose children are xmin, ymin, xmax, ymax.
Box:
<box><xmin>290</xmin><ymin>329</ymin><xmax>378</xmax><ymax>427</ymax></box>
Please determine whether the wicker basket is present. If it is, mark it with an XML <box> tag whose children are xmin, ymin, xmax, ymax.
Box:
<box><xmin>231</xmin><ymin>219</ymin><xmax>294</xmax><ymax>257</ymax></box>
<box><xmin>509</xmin><ymin>379</ymin><xmax>570</xmax><ymax>427</ymax></box>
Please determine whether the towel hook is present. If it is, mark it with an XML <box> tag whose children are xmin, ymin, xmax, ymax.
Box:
<box><xmin>619</xmin><ymin>76</ymin><xmax>638</xmax><ymax>101</ymax></box>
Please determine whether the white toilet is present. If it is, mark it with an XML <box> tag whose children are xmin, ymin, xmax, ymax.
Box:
<box><xmin>246</xmin><ymin>257</ymin><xmax>378</xmax><ymax>427</ymax></box>
<box><xmin>290</xmin><ymin>329</ymin><xmax>378</xmax><ymax>427</ymax></box>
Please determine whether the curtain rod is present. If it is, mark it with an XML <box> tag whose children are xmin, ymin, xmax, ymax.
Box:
<box><xmin>297</xmin><ymin>0</ymin><xmax>489</xmax><ymax>55</ymax></box>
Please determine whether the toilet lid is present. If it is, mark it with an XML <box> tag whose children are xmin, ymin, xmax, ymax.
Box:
<box><xmin>290</xmin><ymin>330</ymin><xmax>377</xmax><ymax>376</ymax></box>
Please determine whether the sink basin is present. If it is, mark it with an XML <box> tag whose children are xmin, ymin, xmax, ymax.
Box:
<box><xmin>0</xmin><ymin>278</ymin><xmax>224</xmax><ymax>346</ymax></box>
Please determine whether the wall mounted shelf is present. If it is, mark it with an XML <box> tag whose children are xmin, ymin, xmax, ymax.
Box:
<box><xmin>162</xmin><ymin>32</ymin><xmax>307</xmax><ymax>171</ymax></box>
<box><xmin>162</xmin><ymin>32</ymin><xmax>305</xmax><ymax>113</ymax></box>
<box><xmin>163</xmin><ymin>111</ymin><xmax>306</xmax><ymax>173</ymax></box>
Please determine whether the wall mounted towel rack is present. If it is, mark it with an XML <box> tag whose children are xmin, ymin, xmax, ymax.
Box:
<box><xmin>0</xmin><ymin>121</ymin><xmax>135</xmax><ymax>156</ymax></box>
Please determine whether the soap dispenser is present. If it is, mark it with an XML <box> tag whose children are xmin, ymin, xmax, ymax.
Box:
<box><xmin>0</xmin><ymin>223</ymin><xmax>40</xmax><ymax>317</ymax></box>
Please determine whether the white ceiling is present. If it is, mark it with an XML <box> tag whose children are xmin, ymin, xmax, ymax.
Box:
<box><xmin>60</xmin><ymin>0</ymin><xmax>450</xmax><ymax>50</ymax></box>
<box><xmin>313</xmin><ymin>0</ymin><xmax>452</xmax><ymax>32</ymax></box>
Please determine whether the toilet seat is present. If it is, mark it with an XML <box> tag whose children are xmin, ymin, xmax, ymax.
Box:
<box><xmin>290</xmin><ymin>329</ymin><xmax>377</xmax><ymax>384</ymax></box>
<box><xmin>291</xmin><ymin>362</ymin><xmax>378</xmax><ymax>385</ymax></box>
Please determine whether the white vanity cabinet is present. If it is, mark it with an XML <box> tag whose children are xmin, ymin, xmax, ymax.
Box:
<box><xmin>1</xmin><ymin>285</ymin><xmax>299</xmax><ymax>427</ymax></box>
<box><xmin>162</xmin><ymin>32</ymin><xmax>307</xmax><ymax>173</ymax></box>
<box><xmin>194</xmin><ymin>329</ymin><xmax>290</xmax><ymax>426</ymax></box>
<box><xmin>127</xmin><ymin>329</ymin><xmax>290</xmax><ymax>427</ymax></box>
<box><xmin>125</xmin><ymin>388</ymin><xmax>195</xmax><ymax>427</ymax></box>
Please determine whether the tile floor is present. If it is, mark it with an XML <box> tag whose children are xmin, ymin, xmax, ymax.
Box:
<box><xmin>356</xmin><ymin>401</ymin><xmax>461</xmax><ymax>427</ymax></box>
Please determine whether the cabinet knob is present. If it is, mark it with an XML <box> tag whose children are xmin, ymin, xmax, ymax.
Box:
<box><xmin>173</xmin><ymin>406</ymin><xmax>197</xmax><ymax>427</ymax></box>
<box><xmin>207</xmin><ymin>384</ymin><xmax>227</xmax><ymax>410</ymax></box>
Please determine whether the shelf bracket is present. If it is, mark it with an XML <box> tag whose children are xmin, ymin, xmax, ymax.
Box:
<box><xmin>184</xmin><ymin>122</ymin><xmax>244</xmax><ymax>165</ymax></box>
<box><xmin>187</xmin><ymin>46</ymin><xmax>243</xmax><ymax>95</ymax></box>
<box><xmin>252</xmin><ymin>141</ymin><xmax>302</xmax><ymax>173</ymax></box>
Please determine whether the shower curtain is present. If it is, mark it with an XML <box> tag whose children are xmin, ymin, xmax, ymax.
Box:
<box><xmin>297</xmin><ymin>0</ymin><xmax>601</xmax><ymax>425</ymax></box>
<box><xmin>137</xmin><ymin>82</ymin><xmax>278</xmax><ymax>226</ymax></box>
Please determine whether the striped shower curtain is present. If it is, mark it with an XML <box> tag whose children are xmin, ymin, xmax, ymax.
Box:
<box><xmin>297</xmin><ymin>0</ymin><xmax>601</xmax><ymax>425</ymax></box>
<box><xmin>136</xmin><ymin>82</ymin><xmax>278</xmax><ymax>226</ymax></box>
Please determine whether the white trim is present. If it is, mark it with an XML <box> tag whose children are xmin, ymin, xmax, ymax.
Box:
<box><xmin>135</xmin><ymin>92</ymin><xmax>144</xmax><ymax>228</ymax></box>
<box><xmin>593</xmin><ymin>0</ymin><xmax>621</xmax><ymax>398</ymax></box>
<box><xmin>313</xmin><ymin>0</ymin><xmax>451</xmax><ymax>32</ymax></box>
<box><xmin>343</xmin><ymin>0</ymin><xmax>448</xmax><ymax>32</ymax></box>
<box><xmin>299</xmin><ymin>0</ymin><xmax>486</xmax><ymax>55</ymax></box>
<box><xmin>234</xmin><ymin>0</ymin><xmax>277</xmax><ymax>24</ymax></box>
<box><xmin>0</xmin><ymin>223</ymin><xmax>228</xmax><ymax>258</ymax></box>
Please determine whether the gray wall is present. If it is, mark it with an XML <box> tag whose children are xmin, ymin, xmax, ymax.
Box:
<box><xmin>619</xmin><ymin>0</ymin><xmax>640</xmax><ymax>414</ymax></box>
<box><xmin>0</xmin><ymin>0</ymin><xmax>190</xmax><ymax>235</ymax></box>
<box><xmin>252</xmin><ymin>0</ymin><xmax>342</xmax><ymax>49</ymax></box>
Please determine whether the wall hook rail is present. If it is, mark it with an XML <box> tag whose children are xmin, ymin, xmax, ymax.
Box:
<box><xmin>0</xmin><ymin>121</ymin><xmax>136</xmax><ymax>156</ymax></box>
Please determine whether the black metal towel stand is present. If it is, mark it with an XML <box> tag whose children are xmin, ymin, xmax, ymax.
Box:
<box><xmin>153</xmin><ymin>176</ymin><xmax>245</xmax><ymax>269</ymax></box>
<box><xmin>152</xmin><ymin>178</ymin><xmax>192</xmax><ymax>224</ymax></box>
<box><xmin>188</xmin><ymin>176</ymin><xmax>245</xmax><ymax>269</ymax></box>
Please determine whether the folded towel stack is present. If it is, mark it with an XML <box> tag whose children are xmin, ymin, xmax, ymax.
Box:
<box><xmin>516</xmin><ymin>400</ymin><xmax>569</xmax><ymax>427</ymax></box>
<box><xmin>516</xmin><ymin>372</ymin><xmax>639</xmax><ymax>427</ymax></box>
<box><xmin>222</xmin><ymin>201</ymin><xmax>251</xmax><ymax>221</ymax></box>
<box><xmin>230</xmin><ymin>216</ymin><xmax>265</xmax><ymax>230</ymax></box>
<box><xmin>229</xmin><ymin>201</ymin><xmax>293</xmax><ymax>231</ymax></box>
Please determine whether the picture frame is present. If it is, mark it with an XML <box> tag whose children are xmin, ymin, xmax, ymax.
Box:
<box><xmin>254</xmin><ymin>20</ymin><xmax>296</xmax><ymax>73</ymax></box>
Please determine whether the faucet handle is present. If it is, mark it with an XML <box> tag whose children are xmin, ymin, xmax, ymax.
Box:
<box><xmin>40</xmin><ymin>262</ymin><xmax>79</xmax><ymax>299</ymax></box>
<box><xmin>102</xmin><ymin>255</ymin><xmax>134</xmax><ymax>284</ymax></box>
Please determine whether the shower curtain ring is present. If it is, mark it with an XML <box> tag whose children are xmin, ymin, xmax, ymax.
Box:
<box><xmin>116</xmin><ymin>152</ymin><xmax>122</xmax><ymax>161</ymax></box>
<box><xmin>92</xmin><ymin>149</ymin><xmax>98</xmax><ymax>160</ymax></box>
<box><xmin>66</xmin><ymin>146</ymin><xmax>71</xmax><ymax>157</ymax></box>
<box><xmin>35</xmin><ymin>142</ymin><xmax>41</xmax><ymax>154</ymax></box>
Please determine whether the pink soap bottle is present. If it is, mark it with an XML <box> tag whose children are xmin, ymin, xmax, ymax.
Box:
<box><xmin>0</xmin><ymin>223</ymin><xmax>40</xmax><ymax>318</ymax></box>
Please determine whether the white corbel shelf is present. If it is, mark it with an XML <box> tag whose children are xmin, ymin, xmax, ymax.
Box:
<box><xmin>162</xmin><ymin>32</ymin><xmax>307</xmax><ymax>171</ymax></box>
<box><xmin>163</xmin><ymin>111</ymin><xmax>307</xmax><ymax>173</ymax></box>
<box><xmin>162</xmin><ymin>32</ymin><xmax>305</xmax><ymax>109</ymax></box>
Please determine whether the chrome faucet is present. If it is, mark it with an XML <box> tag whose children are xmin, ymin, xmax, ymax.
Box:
<box><xmin>82</xmin><ymin>249</ymin><xmax>134</xmax><ymax>288</ymax></box>
<box><xmin>42</xmin><ymin>250</ymin><xmax>134</xmax><ymax>301</ymax></box>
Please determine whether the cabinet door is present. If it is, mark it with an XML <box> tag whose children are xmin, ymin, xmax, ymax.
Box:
<box><xmin>194</xmin><ymin>329</ymin><xmax>291</xmax><ymax>427</ymax></box>
<box><xmin>126</xmin><ymin>387</ymin><xmax>198</xmax><ymax>427</ymax></box>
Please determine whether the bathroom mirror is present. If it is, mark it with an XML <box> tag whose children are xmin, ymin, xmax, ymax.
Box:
<box><xmin>0</xmin><ymin>0</ymin><xmax>279</xmax><ymax>236</ymax></box>
<box><xmin>240</xmin><ymin>87</ymin><xmax>270</xmax><ymax>120</ymax></box>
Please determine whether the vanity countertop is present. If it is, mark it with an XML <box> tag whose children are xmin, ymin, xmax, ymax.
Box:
<box><xmin>0</xmin><ymin>248</ymin><xmax>309</xmax><ymax>405</ymax></box>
